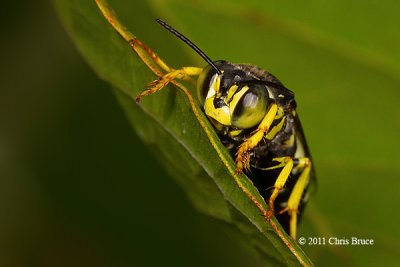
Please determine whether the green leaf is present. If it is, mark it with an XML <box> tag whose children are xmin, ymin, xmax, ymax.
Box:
<box><xmin>54</xmin><ymin>0</ymin><xmax>400</xmax><ymax>266</ymax></box>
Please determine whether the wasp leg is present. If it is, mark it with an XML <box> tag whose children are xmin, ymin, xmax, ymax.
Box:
<box><xmin>235</xmin><ymin>103</ymin><xmax>278</xmax><ymax>174</ymax></box>
<box><xmin>265</xmin><ymin>156</ymin><xmax>294</xmax><ymax>221</ymax></box>
<box><xmin>279</xmin><ymin>157</ymin><xmax>311</xmax><ymax>239</ymax></box>
<box><xmin>135</xmin><ymin>67</ymin><xmax>203</xmax><ymax>102</ymax></box>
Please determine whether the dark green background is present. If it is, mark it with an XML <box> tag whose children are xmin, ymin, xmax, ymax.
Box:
<box><xmin>2</xmin><ymin>0</ymin><xmax>400</xmax><ymax>266</ymax></box>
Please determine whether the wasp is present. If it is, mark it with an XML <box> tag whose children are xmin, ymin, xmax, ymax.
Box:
<box><xmin>136</xmin><ymin>19</ymin><xmax>315</xmax><ymax>239</ymax></box>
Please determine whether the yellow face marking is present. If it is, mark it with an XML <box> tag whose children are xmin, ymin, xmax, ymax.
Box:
<box><xmin>206</xmin><ymin>74</ymin><xmax>221</xmax><ymax>99</ymax></box>
<box><xmin>226</xmin><ymin>84</ymin><xmax>239</xmax><ymax>102</ymax></box>
<box><xmin>203</xmin><ymin>73</ymin><xmax>231</xmax><ymax>126</ymax></box>
<box><xmin>204</xmin><ymin>97</ymin><xmax>231</xmax><ymax>125</ymax></box>
<box><xmin>208</xmin><ymin>117</ymin><xmax>225</xmax><ymax>131</ymax></box>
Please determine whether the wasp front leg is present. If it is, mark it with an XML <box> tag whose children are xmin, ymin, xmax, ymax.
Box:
<box><xmin>235</xmin><ymin>103</ymin><xmax>278</xmax><ymax>174</ymax></box>
<box><xmin>135</xmin><ymin>67</ymin><xmax>203</xmax><ymax>102</ymax></box>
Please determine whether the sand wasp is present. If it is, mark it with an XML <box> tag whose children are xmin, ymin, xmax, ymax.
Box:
<box><xmin>133</xmin><ymin>19</ymin><xmax>316</xmax><ymax>239</ymax></box>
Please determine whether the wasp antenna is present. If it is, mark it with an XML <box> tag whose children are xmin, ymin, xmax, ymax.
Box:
<box><xmin>156</xmin><ymin>19</ymin><xmax>221</xmax><ymax>75</ymax></box>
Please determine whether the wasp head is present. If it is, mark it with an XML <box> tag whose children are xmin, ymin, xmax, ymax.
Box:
<box><xmin>197</xmin><ymin>60</ymin><xmax>269</xmax><ymax>130</ymax></box>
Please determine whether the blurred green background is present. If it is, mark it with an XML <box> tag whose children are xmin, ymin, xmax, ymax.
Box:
<box><xmin>2</xmin><ymin>0</ymin><xmax>400</xmax><ymax>266</ymax></box>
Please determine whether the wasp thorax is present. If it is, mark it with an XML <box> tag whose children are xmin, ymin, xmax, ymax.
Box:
<box><xmin>197</xmin><ymin>61</ymin><xmax>269</xmax><ymax>130</ymax></box>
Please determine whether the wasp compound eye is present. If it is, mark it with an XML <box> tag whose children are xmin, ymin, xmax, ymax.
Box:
<box><xmin>231</xmin><ymin>84</ymin><xmax>269</xmax><ymax>129</ymax></box>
